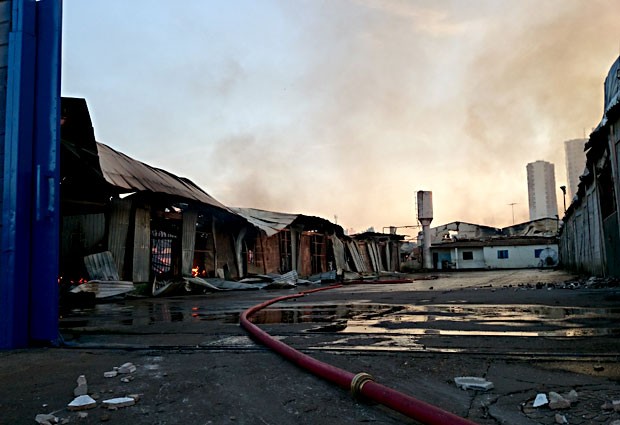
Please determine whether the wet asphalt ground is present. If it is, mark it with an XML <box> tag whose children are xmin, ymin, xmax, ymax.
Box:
<box><xmin>1</xmin><ymin>269</ymin><xmax>620</xmax><ymax>424</ymax></box>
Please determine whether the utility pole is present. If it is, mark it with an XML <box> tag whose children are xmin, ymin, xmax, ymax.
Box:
<box><xmin>508</xmin><ymin>203</ymin><xmax>518</xmax><ymax>225</ymax></box>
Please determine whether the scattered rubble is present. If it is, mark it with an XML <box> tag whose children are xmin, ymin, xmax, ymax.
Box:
<box><xmin>73</xmin><ymin>374</ymin><xmax>88</xmax><ymax>396</ymax></box>
<box><xmin>601</xmin><ymin>399</ymin><xmax>620</xmax><ymax>411</ymax></box>
<box><xmin>67</xmin><ymin>395</ymin><xmax>97</xmax><ymax>411</ymax></box>
<box><xmin>35</xmin><ymin>413</ymin><xmax>59</xmax><ymax>424</ymax></box>
<box><xmin>454</xmin><ymin>376</ymin><xmax>494</xmax><ymax>391</ymax></box>
<box><xmin>533</xmin><ymin>393</ymin><xmax>549</xmax><ymax>407</ymax></box>
<box><xmin>103</xmin><ymin>370</ymin><xmax>117</xmax><ymax>378</ymax></box>
<box><xmin>554</xmin><ymin>413</ymin><xmax>568</xmax><ymax>424</ymax></box>
<box><xmin>102</xmin><ymin>396</ymin><xmax>137</xmax><ymax>409</ymax></box>
<box><xmin>118</xmin><ymin>362</ymin><xmax>137</xmax><ymax>374</ymax></box>
<box><xmin>510</xmin><ymin>275</ymin><xmax>620</xmax><ymax>291</ymax></box>
<box><xmin>548</xmin><ymin>391</ymin><xmax>571</xmax><ymax>410</ymax></box>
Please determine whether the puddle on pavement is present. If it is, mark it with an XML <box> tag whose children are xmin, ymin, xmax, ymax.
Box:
<box><xmin>60</xmin><ymin>301</ymin><xmax>620</xmax><ymax>343</ymax></box>
<box><xmin>60</xmin><ymin>301</ymin><xmax>241</xmax><ymax>329</ymax></box>
<box><xmin>249</xmin><ymin>303</ymin><xmax>620</xmax><ymax>338</ymax></box>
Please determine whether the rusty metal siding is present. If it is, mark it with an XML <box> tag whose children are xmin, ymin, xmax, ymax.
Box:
<box><xmin>107</xmin><ymin>198</ymin><xmax>131</xmax><ymax>279</ymax></box>
<box><xmin>181</xmin><ymin>210</ymin><xmax>197</xmax><ymax>276</ymax></box>
<box><xmin>132</xmin><ymin>205</ymin><xmax>150</xmax><ymax>282</ymax></box>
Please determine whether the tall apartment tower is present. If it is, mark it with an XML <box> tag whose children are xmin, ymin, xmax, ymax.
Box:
<box><xmin>526</xmin><ymin>160</ymin><xmax>559</xmax><ymax>220</ymax></box>
<box><xmin>564</xmin><ymin>138</ymin><xmax>587</xmax><ymax>200</ymax></box>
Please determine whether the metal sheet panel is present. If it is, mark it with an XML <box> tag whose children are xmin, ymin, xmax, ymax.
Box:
<box><xmin>96</xmin><ymin>142</ymin><xmax>230</xmax><ymax>211</ymax></box>
<box><xmin>84</xmin><ymin>251</ymin><xmax>120</xmax><ymax>281</ymax></box>
<box><xmin>132</xmin><ymin>206</ymin><xmax>150</xmax><ymax>283</ymax></box>
<box><xmin>181</xmin><ymin>210</ymin><xmax>197</xmax><ymax>276</ymax></box>
<box><xmin>107</xmin><ymin>198</ymin><xmax>131</xmax><ymax>279</ymax></box>
<box><xmin>231</xmin><ymin>207</ymin><xmax>298</xmax><ymax>237</ymax></box>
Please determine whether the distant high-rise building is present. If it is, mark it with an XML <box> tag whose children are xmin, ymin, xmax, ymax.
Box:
<box><xmin>527</xmin><ymin>160</ymin><xmax>558</xmax><ymax>220</ymax></box>
<box><xmin>564</xmin><ymin>138</ymin><xmax>587</xmax><ymax>200</ymax></box>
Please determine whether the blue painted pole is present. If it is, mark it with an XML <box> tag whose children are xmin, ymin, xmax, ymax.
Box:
<box><xmin>30</xmin><ymin>0</ymin><xmax>62</xmax><ymax>345</ymax></box>
<box><xmin>0</xmin><ymin>0</ymin><xmax>37</xmax><ymax>349</ymax></box>
<box><xmin>0</xmin><ymin>0</ymin><xmax>62</xmax><ymax>348</ymax></box>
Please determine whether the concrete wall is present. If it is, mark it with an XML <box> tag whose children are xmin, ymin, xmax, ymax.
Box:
<box><xmin>483</xmin><ymin>244</ymin><xmax>557</xmax><ymax>269</ymax></box>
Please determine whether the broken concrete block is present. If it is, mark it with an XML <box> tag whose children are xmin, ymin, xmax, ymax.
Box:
<box><xmin>77</xmin><ymin>411</ymin><xmax>88</xmax><ymax>419</ymax></box>
<box><xmin>454</xmin><ymin>376</ymin><xmax>494</xmax><ymax>391</ymax></box>
<box><xmin>120</xmin><ymin>375</ymin><xmax>135</xmax><ymax>383</ymax></box>
<box><xmin>118</xmin><ymin>362</ymin><xmax>137</xmax><ymax>374</ymax></box>
<box><xmin>565</xmin><ymin>389</ymin><xmax>578</xmax><ymax>403</ymax></box>
<box><xmin>548</xmin><ymin>392</ymin><xmax>571</xmax><ymax>410</ymax></box>
<box><xmin>102</xmin><ymin>397</ymin><xmax>136</xmax><ymax>409</ymax></box>
<box><xmin>554</xmin><ymin>413</ymin><xmax>568</xmax><ymax>424</ymax></box>
<box><xmin>35</xmin><ymin>413</ymin><xmax>59</xmax><ymax>424</ymax></box>
<box><xmin>73</xmin><ymin>374</ymin><xmax>88</xmax><ymax>396</ymax></box>
<box><xmin>67</xmin><ymin>395</ymin><xmax>97</xmax><ymax>411</ymax></box>
<box><xmin>533</xmin><ymin>393</ymin><xmax>548</xmax><ymax>407</ymax></box>
<box><xmin>103</xmin><ymin>370</ymin><xmax>117</xmax><ymax>378</ymax></box>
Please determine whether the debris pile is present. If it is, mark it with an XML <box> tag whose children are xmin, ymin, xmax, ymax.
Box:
<box><xmin>34</xmin><ymin>361</ymin><xmax>142</xmax><ymax>423</ymax></box>
<box><xmin>527</xmin><ymin>389</ymin><xmax>620</xmax><ymax>423</ymax></box>
<box><xmin>506</xmin><ymin>275</ymin><xmax>620</xmax><ymax>291</ymax></box>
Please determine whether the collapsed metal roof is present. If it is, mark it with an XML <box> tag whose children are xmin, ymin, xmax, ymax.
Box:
<box><xmin>230</xmin><ymin>208</ymin><xmax>303</xmax><ymax>237</ymax></box>
<box><xmin>231</xmin><ymin>207</ymin><xmax>344</xmax><ymax>237</ymax></box>
<box><xmin>96</xmin><ymin>142</ymin><xmax>229</xmax><ymax>211</ymax></box>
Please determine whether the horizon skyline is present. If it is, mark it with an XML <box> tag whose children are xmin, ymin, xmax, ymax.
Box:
<box><xmin>61</xmin><ymin>1</ymin><xmax>620</xmax><ymax>236</ymax></box>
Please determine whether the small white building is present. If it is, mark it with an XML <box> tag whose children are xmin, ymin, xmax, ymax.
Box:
<box><xmin>430</xmin><ymin>238</ymin><xmax>558</xmax><ymax>270</ymax></box>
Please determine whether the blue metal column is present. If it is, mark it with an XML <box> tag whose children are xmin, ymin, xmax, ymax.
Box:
<box><xmin>30</xmin><ymin>0</ymin><xmax>61</xmax><ymax>344</ymax></box>
<box><xmin>0</xmin><ymin>0</ymin><xmax>37</xmax><ymax>349</ymax></box>
<box><xmin>0</xmin><ymin>0</ymin><xmax>61</xmax><ymax>349</ymax></box>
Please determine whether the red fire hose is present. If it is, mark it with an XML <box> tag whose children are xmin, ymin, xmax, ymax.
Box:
<box><xmin>240</xmin><ymin>282</ymin><xmax>479</xmax><ymax>425</ymax></box>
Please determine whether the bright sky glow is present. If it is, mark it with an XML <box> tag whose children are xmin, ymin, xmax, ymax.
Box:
<box><xmin>62</xmin><ymin>0</ymin><xmax>620</xmax><ymax>237</ymax></box>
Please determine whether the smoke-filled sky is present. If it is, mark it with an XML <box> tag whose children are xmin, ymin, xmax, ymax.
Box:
<box><xmin>62</xmin><ymin>0</ymin><xmax>620</xmax><ymax>237</ymax></box>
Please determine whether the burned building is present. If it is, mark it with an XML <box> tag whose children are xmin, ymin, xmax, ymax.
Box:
<box><xmin>60</xmin><ymin>98</ymin><xmax>247</xmax><ymax>288</ymax></box>
<box><xmin>559</xmin><ymin>56</ymin><xmax>620</xmax><ymax>277</ymax></box>
<box><xmin>231</xmin><ymin>208</ymin><xmax>405</xmax><ymax>277</ymax></box>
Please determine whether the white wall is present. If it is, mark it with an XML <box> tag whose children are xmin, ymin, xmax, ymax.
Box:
<box><xmin>483</xmin><ymin>244</ymin><xmax>558</xmax><ymax>269</ymax></box>
<box><xmin>454</xmin><ymin>247</ymin><xmax>485</xmax><ymax>269</ymax></box>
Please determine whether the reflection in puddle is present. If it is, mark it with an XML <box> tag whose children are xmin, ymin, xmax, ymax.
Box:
<box><xmin>60</xmin><ymin>300</ymin><xmax>620</xmax><ymax>348</ymax></box>
<box><xmin>251</xmin><ymin>303</ymin><xmax>620</xmax><ymax>339</ymax></box>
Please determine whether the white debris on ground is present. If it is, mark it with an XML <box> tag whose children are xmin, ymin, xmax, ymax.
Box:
<box><xmin>35</xmin><ymin>362</ymin><xmax>142</xmax><ymax>423</ymax></box>
<box><xmin>102</xmin><ymin>396</ymin><xmax>137</xmax><ymax>409</ymax></box>
<box><xmin>454</xmin><ymin>376</ymin><xmax>494</xmax><ymax>391</ymax></box>
<box><xmin>73</xmin><ymin>374</ymin><xmax>88</xmax><ymax>396</ymax></box>
<box><xmin>67</xmin><ymin>394</ymin><xmax>97</xmax><ymax>411</ymax></box>
<box><xmin>533</xmin><ymin>393</ymin><xmax>548</xmax><ymax>407</ymax></box>
<box><xmin>118</xmin><ymin>362</ymin><xmax>137</xmax><ymax>374</ymax></box>
<box><xmin>532</xmin><ymin>389</ymin><xmax>577</xmax><ymax>410</ymax></box>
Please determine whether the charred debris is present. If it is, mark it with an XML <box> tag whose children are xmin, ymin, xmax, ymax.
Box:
<box><xmin>59</xmin><ymin>98</ymin><xmax>405</xmax><ymax>303</ymax></box>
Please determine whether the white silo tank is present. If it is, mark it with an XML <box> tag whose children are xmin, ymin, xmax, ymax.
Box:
<box><xmin>417</xmin><ymin>191</ymin><xmax>433</xmax><ymax>269</ymax></box>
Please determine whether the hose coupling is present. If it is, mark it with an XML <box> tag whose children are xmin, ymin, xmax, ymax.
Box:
<box><xmin>350</xmin><ymin>372</ymin><xmax>374</xmax><ymax>399</ymax></box>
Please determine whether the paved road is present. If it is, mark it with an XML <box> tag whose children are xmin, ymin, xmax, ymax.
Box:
<box><xmin>1</xmin><ymin>269</ymin><xmax>619</xmax><ymax>424</ymax></box>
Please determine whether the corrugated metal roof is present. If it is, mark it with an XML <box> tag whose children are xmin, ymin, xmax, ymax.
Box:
<box><xmin>96</xmin><ymin>142</ymin><xmax>229</xmax><ymax>210</ymax></box>
<box><xmin>230</xmin><ymin>207</ymin><xmax>299</xmax><ymax>236</ymax></box>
